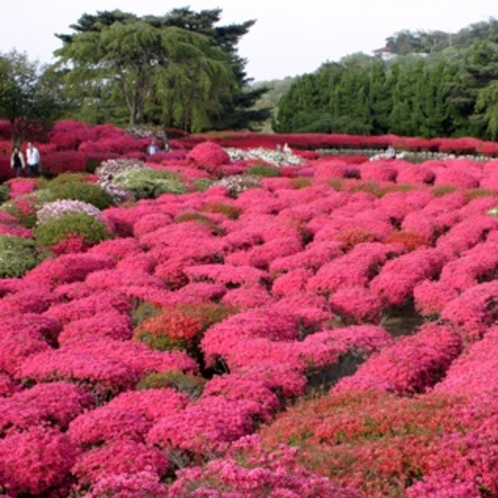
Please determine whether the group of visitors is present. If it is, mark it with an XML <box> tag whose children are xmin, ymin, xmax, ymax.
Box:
<box><xmin>146</xmin><ymin>136</ymin><xmax>170</xmax><ymax>156</ymax></box>
<box><xmin>10</xmin><ymin>142</ymin><xmax>41</xmax><ymax>178</ymax></box>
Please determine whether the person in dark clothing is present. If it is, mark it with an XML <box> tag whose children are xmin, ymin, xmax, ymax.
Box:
<box><xmin>10</xmin><ymin>146</ymin><xmax>25</xmax><ymax>177</ymax></box>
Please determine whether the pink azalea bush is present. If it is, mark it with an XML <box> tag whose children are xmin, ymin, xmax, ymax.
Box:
<box><xmin>186</xmin><ymin>141</ymin><xmax>231</xmax><ymax>176</ymax></box>
<box><xmin>5</xmin><ymin>126</ymin><xmax>498</xmax><ymax>496</ymax></box>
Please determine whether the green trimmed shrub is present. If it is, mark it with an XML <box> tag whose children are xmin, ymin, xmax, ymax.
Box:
<box><xmin>328</xmin><ymin>178</ymin><xmax>344</xmax><ymax>191</ymax></box>
<box><xmin>85</xmin><ymin>158</ymin><xmax>103</xmax><ymax>174</ymax></box>
<box><xmin>34</xmin><ymin>212</ymin><xmax>112</xmax><ymax>248</ymax></box>
<box><xmin>201</xmin><ymin>202</ymin><xmax>241</xmax><ymax>220</ymax></box>
<box><xmin>136</xmin><ymin>370</ymin><xmax>206</xmax><ymax>398</ymax></box>
<box><xmin>431</xmin><ymin>185</ymin><xmax>457</xmax><ymax>197</ymax></box>
<box><xmin>246</xmin><ymin>164</ymin><xmax>282</xmax><ymax>177</ymax></box>
<box><xmin>174</xmin><ymin>212</ymin><xmax>225</xmax><ymax>236</ymax></box>
<box><xmin>465</xmin><ymin>188</ymin><xmax>498</xmax><ymax>201</ymax></box>
<box><xmin>192</xmin><ymin>178</ymin><xmax>214</xmax><ymax>192</ymax></box>
<box><xmin>289</xmin><ymin>177</ymin><xmax>312</xmax><ymax>189</ymax></box>
<box><xmin>0</xmin><ymin>185</ymin><xmax>9</xmax><ymax>203</ymax></box>
<box><xmin>40</xmin><ymin>179</ymin><xmax>114</xmax><ymax>210</ymax></box>
<box><xmin>111</xmin><ymin>168</ymin><xmax>188</xmax><ymax>200</ymax></box>
<box><xmin>44</xmin><ymin>172</ymin><xmax>94</xmax><ymax>186</ymax></box>
<box><xmin>131</xmin><ymin>301</ymin><xmax>162</xmax><ymax>327</ymax></box>
<box><xmin>0</xmin><ymin>235</ymin><xmax>42</xmax><ymax>277</ymax></box>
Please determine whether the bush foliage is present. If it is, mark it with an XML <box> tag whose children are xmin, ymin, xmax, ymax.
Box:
<box><xmin>111</xmin><ymin>168</ymin><xmax>188</xmax><ymax>199</ymax></box>
<box><xmin>40</xmin><ymin>179</ymin><xmax>114</xmax><ymax>210</ymax></box>
<box><xmin>34</xmin><ymin>212</ymin><xmax>112</xmax><ymax>248</ymax></box>
<box><xmin>0</xmin><ymin>235</ymin><xmax>42</xmax><ymax>277</ymax></box>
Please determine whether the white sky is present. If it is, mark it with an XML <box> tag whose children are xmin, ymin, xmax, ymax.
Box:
<box><xmin>0</xmin><ymin>1</ymin><xmax>495</xmax><ymax>81</ymax></box>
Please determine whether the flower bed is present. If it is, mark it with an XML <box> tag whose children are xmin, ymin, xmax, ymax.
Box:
<box><xmin>2</xmin><ymin>123</ymin><xmax>498</xmax><ymax>496</ymax></box>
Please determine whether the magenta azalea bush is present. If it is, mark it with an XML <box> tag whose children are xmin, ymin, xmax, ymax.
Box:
<box><xmin>3</xmin><ymin>121</ymin><xmax>498</xmax><ymax>496</ymax></box>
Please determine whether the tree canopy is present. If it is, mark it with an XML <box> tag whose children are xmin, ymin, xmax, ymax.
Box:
<box><xmin>274</xmin><ymin>18</ymin><xmax>498</xmax><ymax>140</ymax></box>
<box><xmin>0</xmin><ymin>51</ymin><xmax>64</xmax><ymax>144</ymax></box>
<box><xmin>54</xmin><ymin>9</ymin><xmax>271</xmax><ymax>132</ymax></box>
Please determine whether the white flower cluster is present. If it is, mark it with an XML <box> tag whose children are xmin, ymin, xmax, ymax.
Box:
<box><xmin>224</xmin><ymin>147</ymin><xmax>305</xmax><ymax>167</ymax></box>
<box><xmin>95</xmin><ymin>158</ymin><xmax>146</xmax><ymax>182</ymax></box>
<box><xmin>126</xmin><ymin>127</ymin><xmax>156</xmax><ymax>139</ymax></box>
<box><xmin>95</xmin><ymin>159</ymin><xmax>148</xmax><ymax>204</ymax></box>
<box><xmin>36</xmin><ymin>199</ymin><xmax>103</xmax><ymax>225</ymax></box>
<box><xmin>126</xmin><ymin>127</ymin><xmax>168</xmax><ymax>141</ymax></box>
<box><xmin>99</xmin><ymin>181</ymin><xmax>134</xmax><ymax>205</ymax></box>
<box><xmin>213</xmin><ymin>174</ymin><xmax>262</xmax><ymax>197</ymax></box>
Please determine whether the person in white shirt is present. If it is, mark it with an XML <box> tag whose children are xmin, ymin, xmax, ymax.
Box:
<box><xmin>384</xmin><ymin>144</ymin><xmax>396</xmax><ymax>159</ymax></box>
<box><xmin>26</xmin><ymin>142</ymin><xmax>41</xmax><ymax>177</ymax></box>
<box><xmin>146</xmin><ymin>139</ymin><xmax>159</xmax><ymax>156</ymax></box>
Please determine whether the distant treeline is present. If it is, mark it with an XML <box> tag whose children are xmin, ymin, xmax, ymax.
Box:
<box><xmin>272</xmin><ymin>18</ymin><xmax>498</xmax><ymax>140</ymax></box>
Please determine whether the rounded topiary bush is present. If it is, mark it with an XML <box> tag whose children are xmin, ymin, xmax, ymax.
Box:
<box><xmin>40</xmin><ymin>179</ymin><xmax>114</xmax><ymax>210</ymax></box>
<box><xmin>0</xmin><ymin>235</ymin><xmax>41</xmax><ymax>277</ymax></box>
<box><xmin>36</xmin><ymin>199</ymin><xmax>103</xmax><ymax>225</ymax></box>
<box><xmin>111</xmin><ymin>168</ymin><xmax>188</xmax><ymax>200</ymax></box>
<box><xmin>34</xmin><ymin>212</ymin><xmax>112</xmax><ymax>248</ymax></box>
<box><xmin>186</xmin><ymin>141</ymin><xmax>231</xmax><ymax>176</ymax></box>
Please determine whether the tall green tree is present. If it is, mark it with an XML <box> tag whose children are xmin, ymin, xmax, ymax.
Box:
<box><xmin>0</xmin><ymin>50</ymin><xmax>63</xmax><ymax>144</ymax></box>
<box><xmin>55</xmin><ymin>12</ymin><xmax>236</xmax><ymax>130</ymax></box>
<box><xmin>465</xmin><ymin>40</ymin><xmax>498</xmax><ymax>138</ymax></box>
<box><xmin>154</xmin><ymin>7</ymin><xmax>271</xmax><ymax>130</ymax></box>
<box><xmin>368</xmin><ymin>60</ymin><xmax>392</xmax><ymax>134</ymax></box>
<box><xmin>55</xmin><ymin>8</ymin><xmax>269</xmax><ymax>131</ymax></box>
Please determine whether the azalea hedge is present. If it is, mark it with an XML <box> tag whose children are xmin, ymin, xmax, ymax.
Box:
<box><xmin>184</xmin><ymin>130</ymin><xmax>498</xmax><ymax>156</ymax></box>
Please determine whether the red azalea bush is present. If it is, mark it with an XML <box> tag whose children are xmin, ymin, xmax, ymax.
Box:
<box><xmin>43</xmin><ymin>291</ymin><xmax>131</xmax><ymax>326</ymax></box>
<box><xmin>329</xmin><ymin>286</ymin><xmax>383</xmax><ymax>324</ymax></box>
<box><xmin>105</xmin><ymin>388</ymin><xmax>189</xmax><ymax>421</ymax></box>
<box><xmin>72</xmin><ymin>440</ymin><xmax>169</xmax><ymax>489</ymax></box>
<box><xmin>186</xmin><ymin>141</ymin><xmax>231</xmax><ymax>176</ymax></box>
<box><xmin>16</xmin><ymin>348</ymin><xmax>139</xmax><ymax>399</ymax></box>
<box><xmin>42</xmin><ymin>151</ymin><xmax>88</xmax><ymax>176</ymax></box>
<box><xmin>147</xmin><ymin>395</ymin><xmax>259</xmax><ymax>456</ymax></box>
<box><xmin>168</xmin><ymin>434</ymin><xmax>359</xmax><ymax>498</ymax></box>
<box><xmin>0</xmin><ymin>322</ymin><xmax>52</xmax><ymax>375</ymax></box>
<box><xmin>68</xmin><ymin>404</ymin><xmax>152</xmax><ymax>449</ymax></box>
<box><xmin>24</xmin><ymin>253</ymin><xmax>116</xmax><ymax>289</ymax></box>
<box><xmin>333</xmin><ymin>323</ymin><xmax>463</xmax><ymax>396</ymax></box>
<box><xmin>83</xmin><ymin>471</ymin><xmax>167</xmax><ymax>497</ymax></box>
<box><xmin>0</xmin><ymin>381</ymin><xmax>93</xmax><ymax>432</ymax></box>
<box><xmin>58</xmin><ymin>310</ymin><xmax>133</xmax><ymax>345</ymax></box>
<box><xmin>0</xmin><ymin>426</ymin><xmax>79</xmax><ymax>496</ymax></box>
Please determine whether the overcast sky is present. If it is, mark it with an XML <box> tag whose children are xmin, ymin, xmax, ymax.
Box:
<box><xmin>0</xmin><ymin>1</ymin><xmax>495</xmax><ymax>81</ymax></box>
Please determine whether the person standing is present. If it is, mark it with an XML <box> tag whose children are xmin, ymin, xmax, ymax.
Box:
<box><xmin>10</xmin><ymin>146</ymin><xmax>25</xmax><ymax>177</ymax></box>
<box><xmin>26</xmin><ymin>142</ymin><xmax>41</xmax><ymax>177</ymax></box>
<box><xmin>146</xmin><ymin>139</ymin><xmax>159</xmax><ymax>156</ymax></box>
<box><xmin>384</xmin><ymin>144</ymin><xmax>396</xmax><ymax>159</ymax></box>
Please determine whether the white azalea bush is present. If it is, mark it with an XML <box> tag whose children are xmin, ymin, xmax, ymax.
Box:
<box><xmin>95</xmin><ymin>158</ymin><xmax>147</xmax><ymax>204</ymax></box>
<box><xmin>224</xmin><ymin>147</ymin><xmax>305</xmax><ymax>167</ymax></box>
<box><xmin>110</xmin><ymin>168</ymin><xmax>188</xmax><ymax>200</ymax></box>
<box><xmin>95</xmin><ymin>158</ymin><xmax>147</xmax><ymax>182</ymax></box>
<box><xmin>36</xmin><ymin>200</ymin><xmax>104</xmax><ymax>225</ymax></box>
<box><xmin>213</xmin><ymin>174</ymin><xmax>262</xmax><ymax>198</ymax></box>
